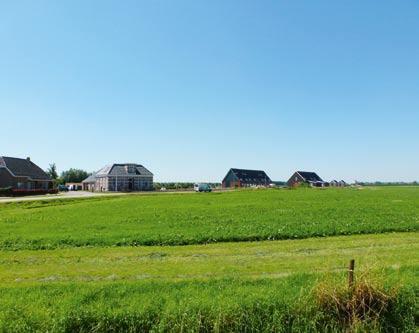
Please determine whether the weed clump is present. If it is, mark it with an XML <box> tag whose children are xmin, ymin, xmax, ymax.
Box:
<box><xmin>314</xmin><ymin>276</ymin><xmax>415</xmax><ymax>332</ymax></box>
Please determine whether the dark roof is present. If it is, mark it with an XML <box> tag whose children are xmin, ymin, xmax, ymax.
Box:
<box><xmin>229</xmin><ymin>168</ymin><xmax>272</xmax><ymax>183</ymax></box>
<box><xmin>0</xmin><ymin>156</ymin><xmax>51</xmax><ymax>180</ymax></box>
<box><xmin>297</xmin><ymin>171</ymin><xmax>323</xmax><ymax>182</ymax></box>
<box><xmin>95</xmin><ymin>163</ymin><xmax>153</xmax><ymax>177</ymax></box>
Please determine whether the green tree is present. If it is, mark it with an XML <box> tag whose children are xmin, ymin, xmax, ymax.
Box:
<box><xmin>46</xmin><ymin>163</ymin><xmax>58</xmax><ymax>180</ymax></box>
<box><xmin>61</xmin><ymin>168</ymin><xmax>90</xmax><ymax>183</ymax></box>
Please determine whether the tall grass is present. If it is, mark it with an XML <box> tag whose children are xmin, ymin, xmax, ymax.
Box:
<box><xmin>313</xmin><ymin>274</ymin><xmax>416</xmax><ymax>332</ymax></box>
<box><xmin>0</xmin><ymin>275</ymin><xmax>415</xmax><ymax>332</ymax></box>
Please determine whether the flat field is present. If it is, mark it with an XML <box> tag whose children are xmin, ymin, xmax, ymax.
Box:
<box><xmin>1</xmin><ymin>232</ymin><xmax>417</xmax><ymax>332</ymax></box>
<box><xmin>0</xmin><ymin>187</ymin><xmax>417</xmax><ymax>250</ymax></box>
<box><xmin>1</xmin><ymin>232</ymin><xmax>417</xmax><ymax>284</ymax></box>
<box><xmin>0</xmin><ymin>187</ymin><xmax>418</xmax><ymax>332</ymax></box>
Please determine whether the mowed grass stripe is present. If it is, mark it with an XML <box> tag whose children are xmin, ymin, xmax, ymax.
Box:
<box><xmin>1</xmin><ymin>232</ymin><xmax>417</xmax><ymax>284</ymax></box>
<box><xmin>0</xmin><ymin>187</ymin><xmax>418</xmax><ymax>250</ymax></box>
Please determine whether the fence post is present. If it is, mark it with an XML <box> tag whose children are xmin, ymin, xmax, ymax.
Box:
<box><xmin>348</xmin><ymin>259</ymin><xmax>355</xmax><ymax>288</ymax></box>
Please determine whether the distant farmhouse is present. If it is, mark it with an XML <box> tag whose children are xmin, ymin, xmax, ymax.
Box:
<box><xmin>330</xmin><ymin>179</ymin><xmax>347</xmax><ymax>187</ymax></box>
<box><xmin>0</xmin><ymin>156</ymin><xmax>53</xmax><ymax>192</ymax></box>
<box><xmin>339</xmin><ymin>180</ymin><xmax>347</xmax><ymax>187</ymax></box>
<box><xmin>222</xmin><ymin>168</ymin><xmax>272</xmax><ymax>188</ymax></box>
<box><xmin>330</xmin><ymin>180</ymin><xmax>339</xmax><ymax>187</ymax></box>
<box><xmin>287</xmin><ymin>171</ymin><xmax>326</xmax><ymax>187</ymax></box>
<box><xmin>82</xmin><ymin>163</ymin><xmax>153</xmax><ymax>192</ymax></box>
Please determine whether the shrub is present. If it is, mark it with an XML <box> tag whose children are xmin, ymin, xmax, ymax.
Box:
<box><xmin>0</xmin><ymin>187</ymin><xmax>12</xmax><ymax>197</ymax></box>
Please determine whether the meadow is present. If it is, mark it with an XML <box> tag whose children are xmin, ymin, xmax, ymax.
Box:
<box><xmin>0</xmin><ymin>187</ymin><xmax>417</xmax><ymax>250</ymax></box>
<box><xmin>0</xmin><ymin>187</ymin><xmax>418</xmax><ymax>332</ymax></box>
<box><xmin>0</xmin><ymin>232</ymin><xmax>417</xmax><ymax>332</ymax></box>
<box><xmin>0</xmin><ymin>232</ymin><xmax>417</xmax><ymax>284</ymax></box>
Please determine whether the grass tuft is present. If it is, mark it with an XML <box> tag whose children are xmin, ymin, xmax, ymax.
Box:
<box><xmin>313</xmin><ymin>273</ymin><xmax>415</xmax><ymax>332</ymax></box>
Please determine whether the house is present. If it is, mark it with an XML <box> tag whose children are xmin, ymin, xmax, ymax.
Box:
<box><xmin>82</xmin><ymin>173</ymin><xmax>97</xmax><ymax>191</ymax></box>
<box><xmin>338</xmin><ymin>180</ymin><xmax>347</xmax><ymax>187</ymax></box>
<box><xmin>0</xmin><ymin>156</ymin><xmax>53</xmax><ymax>193</ymax></box>
<box><xmin>222</xmin><ymin>168</ymin><xmax>272</xmax><ymax>188</ymax></box>
<box><xmin>330</xmin><ymin>179</ymin><xmax>347</xmax><ymax>187</ymax></box>
<box><xmin>82</xmin><ymin>163</ymin><xmax>153</xmax><ymax>192</ymax></box>
<box><xmin>287</xmin><ymin>171</ymin><xmax>326</xmax><ymax>187</ymax></box>
<box><xmin>330</xmin><ymin>180</ymin><xmax>339</xmax><ymax>187</ymax></box>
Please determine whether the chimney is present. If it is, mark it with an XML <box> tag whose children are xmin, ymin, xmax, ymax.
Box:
<box><xmin>26</xmin><ymin>157</ymin><xmax>30</xmax><ymax>161</ymax></box>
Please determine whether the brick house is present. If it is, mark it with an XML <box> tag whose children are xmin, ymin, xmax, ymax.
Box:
<box><xmin>287</xmin><ymin>171</ymin><xmax>326</xmax><ymax>187</ymax></box>
<box><xmin>82</xmin><ymin>163</ymin><xmax>153</xmax><ymax>192</ymax></box>
<box><xmin>0</xmin><ymin>156</ymin><xmax>53</xmax><ymax>192</ymax></box>
<box><xmin>222</xmin><ymin>168</ymin><xmax>272</xmax><ymax>188</ymax></box>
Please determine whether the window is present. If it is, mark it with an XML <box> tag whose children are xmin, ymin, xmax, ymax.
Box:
<box><xmin>126</xmin><ymin>165</ymin><xmax>136</xmax><ymax>173</ymax></box>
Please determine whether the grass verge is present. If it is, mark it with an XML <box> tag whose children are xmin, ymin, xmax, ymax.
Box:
<box><xmin>0</xmin><ymin>274</ymin><xmax>415</xmax><ymax>332</ymax></box>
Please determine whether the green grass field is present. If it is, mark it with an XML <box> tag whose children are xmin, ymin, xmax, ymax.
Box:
<box><xmin>1</xmin><ymin>232</ymin><xmax>417</xmax><ymax>284</ymax></box>
<box><xmin>0</xmin><ymin>187</ymin><xmax>417</xmax><ymax>250</ymax></box>
<box><xmin>0</xmin><ymin>187</ymin><xmax>418</xmax><ymax>332</ymax></box>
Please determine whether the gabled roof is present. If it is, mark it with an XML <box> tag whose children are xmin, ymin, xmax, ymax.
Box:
<box><xmin>82</xmin><ymin>173</ymin><xmax>97</xmax><ymax>183</ymax></box>
<box><xmin>95</xmin><ymin>165</ymin><xmax>113</xmax><ymax>176</ymax></box>
<box><xmin>0</xmin><ymin>156</ymin><xmax>51</xmax><ymax>181</ymax></box>
<box><xmin>296</xmin><ymin>171</ymin><xmax>323</xmax><ymax>182</ymax></box>
<box><xmin>228</xmin><ymin>168</ymin><xmax>272</xmax><ymax>183</ymax></box>
<box><xmin>94</xmin><ymin>163</ymin><xmax>153</xmax><ymax>177</ymax></box>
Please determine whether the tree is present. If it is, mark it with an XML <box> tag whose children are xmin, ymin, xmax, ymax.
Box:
<box><xmin>46</xmin><ymin>163</ymin><xmax>58</xmax><ymax>180</ymax></box>
<box><xmin>60</xmin><ymin>168</ymin><xmax>90</xmax><ymax>183</ymax></box>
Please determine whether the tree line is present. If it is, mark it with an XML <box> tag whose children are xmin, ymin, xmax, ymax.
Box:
<box><xmin>354</xmin><ymin>181</ymin><xmax>418</xmax><ymax>186</ymax></box>
<box><xmin>46</xmin><ymin>163</ymin><xmax>91</xmax><ymax>185</ymax></box>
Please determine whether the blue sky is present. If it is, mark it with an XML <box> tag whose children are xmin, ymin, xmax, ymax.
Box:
<box><xmin>1</xmin><ymin>0</ymin><xmax>418</xmax><ymax>182</ymax></box>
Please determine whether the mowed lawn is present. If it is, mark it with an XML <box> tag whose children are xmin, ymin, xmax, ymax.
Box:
<box><xmin>0</xmin><ymin>187</ymin><xmax>418</xmax><ymax>250</ymax></box>
<box><xmin>1</xmin><ymin>232</ymin><xmax>417</xmax><ymax>284</ymax></box>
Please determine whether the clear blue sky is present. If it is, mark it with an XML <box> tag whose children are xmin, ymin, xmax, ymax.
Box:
<box><xmin>1</xmin><ymin>0</ymin><xmax>418</xmax><ymax>182</ymax></box>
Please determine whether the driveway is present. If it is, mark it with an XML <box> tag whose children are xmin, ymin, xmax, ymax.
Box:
<box><xmin>0</xmin><ymin>191</ymin><xmax>122</xmax><ymax>203</ymax></box>
<box><xmin>0</xmin><ymin>188</ymin><xmax>231</xmax><ymax>204</ymax></box>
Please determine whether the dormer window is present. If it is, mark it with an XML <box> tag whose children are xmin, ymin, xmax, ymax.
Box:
<box><xmin>125</xmin><ymin>164</ymin><xmax>136</xmax><ymax>174</ymax></box>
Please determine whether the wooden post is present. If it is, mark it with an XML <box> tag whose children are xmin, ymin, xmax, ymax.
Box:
<box><xmin>348</xmin><ymin>259</ymin><xmax>355</xmax><ymax>288</ymax></box>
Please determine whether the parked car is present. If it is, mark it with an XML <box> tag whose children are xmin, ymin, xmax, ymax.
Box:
<box><xmin>160</xmin><ymin>187</ymin><xmax>167</xmax><ymax>192</ymax></box>
<box><xmin>194</xmin><ymin>183</ymin><xmax>212</xmax><ymax>192</ymax></box>
<box><xmin>57</xmin><ymin>185</ymin><xmax>69</xmax><ymax>192</ymax></box>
